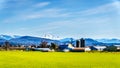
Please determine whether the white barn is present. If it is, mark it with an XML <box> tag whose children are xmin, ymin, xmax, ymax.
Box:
<box><xmin>93</xmin><ymin>46</ymin><xmax>106</xmax><ymax>51</ymax></box>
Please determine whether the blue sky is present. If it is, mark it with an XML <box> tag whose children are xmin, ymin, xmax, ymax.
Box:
<box><xmin>0</xmin><ymin>0</ymin><xmax>120</xmax><ymax>39</ymax></box>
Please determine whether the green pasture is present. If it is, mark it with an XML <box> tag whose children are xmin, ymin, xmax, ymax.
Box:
<box><xmin>0</xmin><ymin>51</ymin><xmax>119</xmax><ymax>68</ymax></box>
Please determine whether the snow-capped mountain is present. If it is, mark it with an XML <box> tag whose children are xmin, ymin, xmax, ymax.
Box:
<box><xmin>85</xmin><ymin>38</ymin><xmax>103</xmax><ymax>46</ymax></box>
<box><xmin>60</xmin><ymin>38</ymin><xmax>75</xmax><ymax>42</ymax></box>
<box><xmin>0</xmin><ymin>35</ymin><xmax>21</xmax><ymax>40</ymax></box>
<box><xmin>0</xmin><ymin>34</ymin><xmax>120</xmax><ymax>46</ymax></box>
<box><xmin>9</xmin><ymin>36</ymin><xmax>60</xmax><ymax>45</ymax></box>
<box><xmin>0</xmin><ymin>39</ymin><xmax>6</xmax><ymax>45</ymax></box>
<box><xmin>96</xmin><ymin>39</ymin><xmax>120</xmax><ymax>43</ymax></box>
<box><xmin>59</xmin><ymin>38</ymin><xmax>103</xmax><ymax>46</ymax></box>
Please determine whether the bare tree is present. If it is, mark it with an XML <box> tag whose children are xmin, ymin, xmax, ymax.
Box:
<box><xmin>50</xmin><ymin>43</ymin><xmax>58</xmax><ymax>51</ymax></box>
<box><xmin>40</xmin><ymin>40</ymin><xmax>48</xmax><ymax>48</ymax></box>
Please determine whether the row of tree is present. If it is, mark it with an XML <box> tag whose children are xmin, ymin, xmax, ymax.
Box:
<box><xmin>103</xmin><ymin>46</ymin><xmax>118</xmax><ymax>52</ymax></box>
<box><xmin>0</xmin><ymin>41</ymin><xmax>59</xmax><ymax>51</ymax></box>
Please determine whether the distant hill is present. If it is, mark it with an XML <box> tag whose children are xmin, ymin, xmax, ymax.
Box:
<box><xmin>0</xmin><ymin>39</ymin><xmax>6</xmax><ymax>45</ymax></box>
<box><xmin>85</xmin><ymin>38</ymin><xmax>103</xmax><ymax>46</ymax></box>
<box><xmin>60</xmin><ymin>38</ymin><xmax>75</xmax><ymax>43</ymax></box>
<box><xmin>0</xmin><ymin>35</ymin><xmax>120</xmax><ymax>46</ymax></box>
<box><xmin>96</xmin><ymin>39</ymin><xmax>120</xmax><ymax>43</ymax></box>
<box><xmin>59</xmin><ymin>38</ymin><xmax>103</xmax><ymax>46</ymax></box>
<box><xmin>9</xmin><ymin>36</ymin><xmax>60</xmax><ymax>46</ymax></box>
<box><xmin>0</xmin><ymin>35</ymin><xmax>20</xmax><ymax>40</ymax></box>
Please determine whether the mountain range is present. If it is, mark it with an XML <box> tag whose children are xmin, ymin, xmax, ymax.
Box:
<box><xmin>0</xmin><ymin>35</ymin><xmax>20</xmax><ymax>40</ymax></box>
<box><xmin>96</xmin><ymin>39</ymin><xmax>120</xmax><ymax>43</ymax></box>
<box><xmin>0</xmin><ymin>35</ymin><xmax>120</xmax><ymax>46</ymax></box>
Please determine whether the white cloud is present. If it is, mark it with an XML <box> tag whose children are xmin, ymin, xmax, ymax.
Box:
<box><xmin>0</xmin><ymin>0</ymin><xmax>6</xmax><ymax>10</ymax></box>
<box><xmin>24</xmin><ymin>8</ymin><xmax>70</xmax><ymax>19</ymax></box>
<box><xmin>75</xmin><ymin>1</ymin><xmax>120</xmax><ymax>16</ymax></box>
<box><xmin>112</xmin><ymin>0</ymin><xmax>120</xmax><ymax>14</ymax></box>
<box><xmin>34</xmin><ymin>2</ymin><xmax>50</xmax><ymax>8</ymax></box>
<box><xmin>1</xmin><ymin>0</ymin><xmax>119</xmax><ymax>24</ymax></box>
<box><xmin>2</xmin><ymin>8</ymin><xmax>70</xmax><ymax>23</ymax></box>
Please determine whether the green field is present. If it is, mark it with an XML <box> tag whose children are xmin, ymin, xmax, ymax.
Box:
<box><xmin>0</xmin><ymin>51</ymin><xmax>120</xmax><ymax>68</ymax></box>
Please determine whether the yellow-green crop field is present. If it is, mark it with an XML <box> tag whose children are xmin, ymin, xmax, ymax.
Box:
<box><xmin>0</xmin><ymin>51</ymin><xmax>120</xmax><ymax>68</ymax></box>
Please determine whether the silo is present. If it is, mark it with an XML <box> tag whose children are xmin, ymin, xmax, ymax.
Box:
<box><xmin>76</xmin><ymin>38</ymin><xmax>85</xmax><ymax>48</ymax></box>
<box><xmin>80</xmin><ymin>38</ymin><xmax>85</xmax><ymax>47</ymax></box>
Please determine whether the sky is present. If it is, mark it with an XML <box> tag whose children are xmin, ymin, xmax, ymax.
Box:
<box><xmin>0</xmin><ymin>0</ymin><xmax>120</xmax><ymax>39</ymax></box>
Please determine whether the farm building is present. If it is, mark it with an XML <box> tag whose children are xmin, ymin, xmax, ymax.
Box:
<box><xmin>114</xmin><ymin>45</ymin><xmax>120</xmax><ymax>51</ymax></box>
<box><xmin>91</xmin><ymin>46</ymin><xmax>106</xmax><ymax>51</ymax></box>
<box><xmin>59</xmin><ymin>38</ymin><xmax>86</xmax><ymax>52</ymax></box>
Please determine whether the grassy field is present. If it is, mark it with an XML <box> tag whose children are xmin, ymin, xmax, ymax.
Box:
<box><xmin>0</xmin><ymin>51</ymin><xmax>120</xmax><ymax>68</ymax></box>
